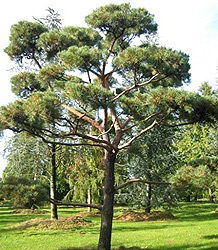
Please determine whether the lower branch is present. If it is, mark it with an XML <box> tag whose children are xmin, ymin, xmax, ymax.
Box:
<box><xmin>115</xmin><ymin>178</ymin><xmax>170</xmax><ymax>191</ymax></box>
<box><xmin>49</xmin><ymin>198</ymin><xmax>102</xmax><ymax>211</ymax></box>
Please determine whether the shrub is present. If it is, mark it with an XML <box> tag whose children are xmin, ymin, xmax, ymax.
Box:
<box><xmin>1</xmin><ymin>176</ymin><xmax>49</xmax><ymax>209</ymax></box>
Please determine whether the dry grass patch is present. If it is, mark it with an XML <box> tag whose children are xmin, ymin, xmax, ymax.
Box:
<box><xmin>77</xmin><ymin>210</ymin><xmax>101</xmax><ymax>217</ymax></box>
<box><xmin>11</xmin><ymin>215</ymin><xmax>94</xmax><ymax>230</ymax></box>
<box><xmin>116</xmin><ymin>210</ymin><xmax>176</xmax><ymax>222</ymax></box>
<box><xmin>13</xmin><ymin>209</ymin><xmax>48</xmax><ymax>214</ymax></box>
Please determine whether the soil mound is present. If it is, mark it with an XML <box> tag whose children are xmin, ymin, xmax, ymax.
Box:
<box><xmin>78</xmin><ymin>211</ymin><xmax>101</xmax><ymax>217</ymax></box>
<box><xmin>116</xmin><ymin>210</ymin><xmax>176</xmax><ymax>222</ymax></box>
<box><xmin>12</xmin><ymin>215</ymin><xmax>93</xmax><ymax>230</ymax></box>
<box><xmin>13</xmin><ymin>209</ymin><xmax>48</xmax><ymax>214</ymax></box>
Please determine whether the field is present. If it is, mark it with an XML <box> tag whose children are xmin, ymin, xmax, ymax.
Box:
<box><xmin>0</xmin><ymin>202</ymin><xmax>217</xmax><ymax>250</ymax></box>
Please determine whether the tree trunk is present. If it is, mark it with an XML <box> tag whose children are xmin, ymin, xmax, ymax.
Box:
<box><xmin>98</xmin><ymin>149</ymin><xmax>116</xmax><ymax>250</ymax></box>
<box><xmin>145</xmin><ymin>183</ymin><xmax>152</xmax><ymax>213</ymax></box>
<box><xmin>186</xmin><ymin>194</ymin><xmax>191</xmax><ymax>202</ymax></box>
<box><xmin>87</xmin><ymin>187</ymin><xmax>92</xmax><ymax>213</ymax></box>
<box><xmin>209</xmin><ymin>187</ymin><xmax>214</xmax><ymax>203</ymax></box>
<box><xmin>50</xmin><ymin>143</ymin><xmax>58</xmax><ymax>220</ymax></box>
<box><xmin>194</xmin><ymin>193</ymin><xmax>198</xmax><ymax>201</ymax></box>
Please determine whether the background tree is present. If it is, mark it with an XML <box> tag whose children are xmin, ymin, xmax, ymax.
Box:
<box><xmin>2</xmin><ymin>8</ymin><xmax>63</xmax><ymax>218</ymax></box>
<box><xmin>65</xmin><ymin>145</ymin><xmax>126</xmax><ymax>212</ymax></box>
<box><xmin>65</xmin><ymin>146</ymin><xmax>104</xmax><ymax>210</ymax></box>
<box><xmin>0</xmin><ymin>178</ymin><xmax>4</xmax><ymax>202</ymax></box>
<box><xmin>3</xmin><ymin>132</ymin><xmax>49</xmax><ymax>181</ymax></box>
<box><xmin>34</xmin><ymin>7</ymin><xmax>62</xmax><ymax>31</ymax></box>
<box><xmin>116</xmin><ymin>126</ymin><xmax>177</xmax><ymax>213</ymax></box>
<box><xmin>3</xmin><ymin>132</ymin><xmax>71</xmax><ymax>217</ymax></box>
<box><xmin>0</xmin><ymin>4</ymin><xmax>217</xmax><ymax>250</ymax></box>
<box><xmin>1</xmin><ymin>176</ymin><xmax>48</xmax><ymax>209</ymax></box>
<box><xmin>173</xmin><ymin>84</ymin><xmax>218</xmax><ymax>202</ymax></box>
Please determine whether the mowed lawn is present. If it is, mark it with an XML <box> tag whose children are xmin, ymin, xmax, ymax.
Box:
<box><xmin>0</xmin><ymin>202</ymin><xmax>217</xmax><ymax>250</ymax></box>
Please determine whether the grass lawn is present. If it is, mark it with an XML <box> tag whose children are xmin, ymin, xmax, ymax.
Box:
<box><xmin>0</xmin><ymin>202</ymin><xmax>217</xmax><ymax>250</ymax></box>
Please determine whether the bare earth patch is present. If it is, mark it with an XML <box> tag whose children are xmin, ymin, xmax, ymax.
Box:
<box><xmin>11</xmin><ymin>215</ymin><xmax>94</xmax><ymax>230</ymax></box>
<box><xmin>116</xmin><ymin>210</ymin><xmax>176</xmax><ymax>222</ymax></box>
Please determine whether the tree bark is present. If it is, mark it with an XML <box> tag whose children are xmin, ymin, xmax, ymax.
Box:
<box><xmin>194</xmin><ymin>193</ymin><xmax>198</xmax><ymax>201</ymax></box>
<box><xmin>50</xmin><ymin>143</ymin><xmax>58</xmax><ymax>220</ymax></box>
<box><xmin>87</xmin><ymin>188</ymin><xmax>92</xmax><ymax>212</ymax></box>
<box><xmin>98</xmin><ymin>149</ymin><xmax>116</xmax><ymax>250</ymax></box>
<box><xmin>209</xmin><ymin>187</ymin><xmax>214</xmax><ymax>203</ymax></box>
<box><xmin>145</xmin><ymin>183</ymin><xmax>152</xmax><ymax>213</ymax></box>
<box><xmin>186</xmin><ymin>194</ymin><xmax>191</xmax><ymax>202</ymax></box>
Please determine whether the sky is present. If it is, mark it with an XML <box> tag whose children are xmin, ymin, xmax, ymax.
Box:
<box><xmin>0</xmin><ymin>0</ymin><xmax>218</xmax><ymax>177</ymax></box>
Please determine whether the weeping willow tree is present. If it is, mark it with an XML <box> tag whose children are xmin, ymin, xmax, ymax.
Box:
<box><xmin>65</xmin><ymin>146</ymin><xmax>104</xmax><ymax>207</ymax></box>
<box><xmin>1</xmin><ymin>3</ymin><xmax>218</xmax><ymax>249</ymax></box>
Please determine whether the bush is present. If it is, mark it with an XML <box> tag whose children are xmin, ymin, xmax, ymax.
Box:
<box><xmin>1</xmin><ymin>176</ymin><xmax>49</xmax><ymax>209</ymax></box>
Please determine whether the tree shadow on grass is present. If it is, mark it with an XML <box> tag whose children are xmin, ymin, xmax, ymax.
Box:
<box><xmin>177</xmin><ymin>212</ymin><xmax>218</xmax><ymax>222</ymax></box>
<box><xmin>116</xmin><ymin>247</ymin><xmax>146</xmax><ymax>250</ymax></box>
<box><xmin>112</xmin><ymin>222</ymin><xmax>197</xmax><ymax>233</ymax></box>
<box><xmin>59</xmin><ymin>248</ymin><xmax>95</xmax><ymax>250</ymax></box>
<box><xmin>203</xmin><ymin>234</ymin><xmax>218</xmax><ymax>240</ymax></box>
<box><xmin>174</xmin><ymin>202</ymin><xmax>218</xmax><ymax>222</ymax></box>
<box><xmin>59</xmin><ymin>245</ymin><xmax>218</xmax><ymax>250</ymax></box>
<box><xmin>59</xmin><ymin>247</ymin><xmax>145</xmax><ymax>250</ymax></box>
<box><xmin>116</xmin><ymin>243</ymin><xmax>218</xmax><ymax>250</ymax></box>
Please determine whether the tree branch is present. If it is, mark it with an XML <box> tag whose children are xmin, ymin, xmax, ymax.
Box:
<box><xmin>89</xmin><ymin>68</ymin><xmax>101</xmax><ymax>78</ymax></box>
<box><xmin>50</xmin><ymin>198</ymin><xmax>102</xmax><ymax>210</ymax></box>
<box><xmin>63</xmin><ymin>131</ymin><xmax>116</xmax><ymax>149</ymax></box>
<box><xmin>32</xmin><ymin>48</ymin><xmax>42</xmax><ymax>70</ymax></box>
<box><xmin>122</xmin><ymin>112</ymin><xmax>163</xmax><ymax>132</ymax></box>
<box><xmin>103</xmin><ymin>33</ymin><xmax>124</xmax><ymax>75</ymax></box>
<box><xmin>28</xmin><ymin>129</ymin><xmax>111</xmax><ymax>150</ymax></box>
<box><xmin>121</xmin><ymin>117</ymin><xmax>132</xmax><ymax>129</ymax></box>
<box><xmin>115</xmin><ymin>178</ymin><xmax>171</xmax><ymax>191</ymax></box>
<box><xmin>111</xmin><ymin>73</ymin><xmax>159</xmax><ymax>102</ymax></box>
<box><xmin>97</xmin><ymin>119</ymin><xmax>115</xmax><ymax>139</ymax></box>
<box><xmin>87</xmin><ymin>70</ymin><xmax>92</xmax><ymax>83</ymax></box>
<box><xmin>119</xmin><ymin>119</ymin><xmax>158</xmax><ymax>150</ymax></box>
<box><xmin>22</xmin><ymin>119</ymin><xmax>115</xmax><ymax>150</ymax></box>
<box><xmin>61</xmin><ymin>104</ymin><xmax>102</xmax><ymax>132</ymax></box>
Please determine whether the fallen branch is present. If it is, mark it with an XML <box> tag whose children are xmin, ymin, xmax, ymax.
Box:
<box><xmin>49</xmin><ymin>198</ymin><xmax>102</xmax><ymax>211</ymax></box>
<box><xmin>115</xmin><ymin>178</ymin><xmax>171</xmax><ymax>191</ymax></box>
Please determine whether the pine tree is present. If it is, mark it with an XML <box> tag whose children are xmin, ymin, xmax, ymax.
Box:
<box><xmin>0</xmin><ymin>4</ymin><xmax>217</xmax><ymax>249</ymax></box>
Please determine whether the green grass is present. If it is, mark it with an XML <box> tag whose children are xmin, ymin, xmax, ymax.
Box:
<box><xmin>0</xmin><ymin>202</ymin><xmax>217</xmax><ymax>250</ymax></box>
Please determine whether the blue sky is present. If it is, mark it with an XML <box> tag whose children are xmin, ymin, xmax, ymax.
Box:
<box><xmin>0</xmin><ymin>0</ymin><xmax>218</xmax><ymax>176</ymax></box>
